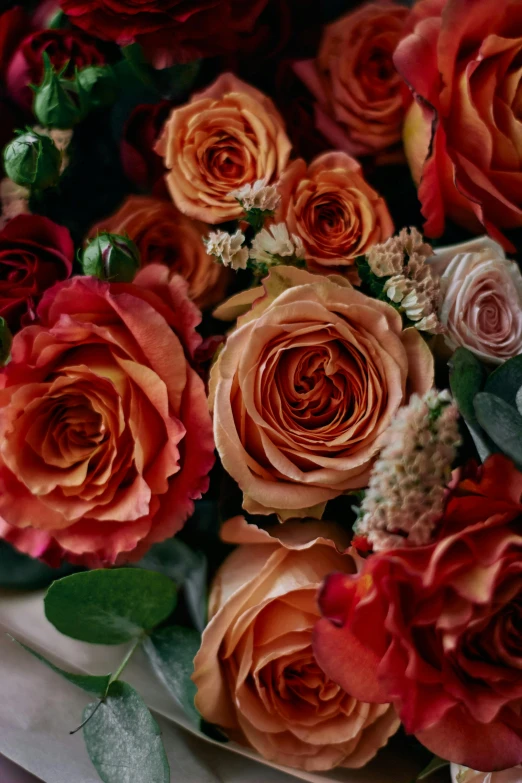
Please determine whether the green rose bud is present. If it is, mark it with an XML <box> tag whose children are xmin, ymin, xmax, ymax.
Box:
<box><xmin>81</xmin><ymin>233</ymin><xmax>141</xmax><ymax>283</ymax></box>
<box><xmin>32</xmin><ymin>52</ymin><xmax>83</xmax><ymax>129</ymax></box>
<box><xmin>76</xmin><ymin>65</ymin><xmax>118</xmax><ymax>111</ymax></box>
<box><xmin>0</xmin><ymin>317</ymin><xmax>12</xmax><ymax>366</ymax></box>
<box><xmin>3</xmin><ymin>130</ymin><xmax>61</xmax><ymax>190</ymax></box>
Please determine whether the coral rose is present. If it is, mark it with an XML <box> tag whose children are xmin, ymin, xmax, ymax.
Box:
<box><xmin>294</xmin><ymin>2</ymin><xmax>411</xmax><ymax>160</ymax></box>
<box><xmin>315</xmin><ymin>454</ymin><xmax>522</xmax><ymax>771</ymax></box>
<box><xmin>155</xmin><ymin>73</ymin><xmax>291</xmax><ymax>224</ymax></box>
<box><xmin>0</xmin><ymin>214</ymin><xmax>73</xmax><ymax>333</ymax></box>
<box><xmin>277</xmin><ymin>152</ymin><xmax>393</xmax><ymax>276</ymax></box>
<box><xmin>430</xmin><ymin>236</ymin><xmax>522</xmax><ymax>364</ymax></box>
<box><xmin>193</xmin><ymin>516</ymin><xmax>399</xmax><ymax>771</ymax></box>
<box><xmin>90</xmin><ymin>196</ymin><xmax>229</xmax><ymax>310</ymax></box>
<box><xmin>394</xmin><ymin>0</ymin><xmax>522</xmax><ymax>247</ymax></box>
<box><xmin>0</xmin><ymin>264</ymin><xmax>214</xmax><ymax>566</ymax></box>
<box><xmin>210</xmin><ymin>266</ymin><xmax>434</xmax><ymax>518</ymax></box>
<box><xmin>60</xmin><ymin>0</ymin><xmax>270</xmax><ymax>68</ymax></box>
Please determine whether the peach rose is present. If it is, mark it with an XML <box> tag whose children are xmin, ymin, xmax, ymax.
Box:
<box><xmin>394</xmin><ymin>0</ymin><xmax>522</xmax><ymax>248</ymax></box>
<box><xmin>155</xmin><ymin>73</ymin><xmax>292</xmax><ymax>225</ymax></box>
<box><xmin>277</xmin><ymin>152</ymin><xmax>393</xmax><ymax>275</ymax></box>
<box><xmin>0</xmin><ymin>265</ymin><xmax>214</xmax><ymax>566</ymax></box>
<box><xmin>294</xmin><ymin>2</ymin><xmax>411</xmax><ymax>160</ymax></box>
<box><xmin>430</xmin><ymin>236</ymin><xmax>522</xmax><ymax>364</ymax></box>
<box><xmin>193</xmin><ymin>516</ymin><xmax>399</xmax><ymax>771</ymax></box>
<box><xmin>89</xmin><ymin>195</ymin><xmax>230</xmax><ymax>310</ymax></box>
<box><xmin>210</xmin><ymin>266</ymin><xmax>434</xmax><ymax>518</ymax></box>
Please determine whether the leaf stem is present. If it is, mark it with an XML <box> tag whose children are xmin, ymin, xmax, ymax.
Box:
<box><xmin>108</xmin><ymin>633</ymin><xmax>146</xmax><ymax>689</ymax></box>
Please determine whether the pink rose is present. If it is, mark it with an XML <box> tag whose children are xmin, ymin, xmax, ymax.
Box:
<box><xmin>193</xmin><ymin>516</ymin><xmax>399</xmax><ymax>771</ymax></box>
<box><xmin>0</xmin><ymin>265</ymin><xmax>214</xmax><ymax>566</ymax></box>
<box><xmin>430</xmin><ymin>236</ymin><xmax>522</xmax><ymax>364</ymax></box>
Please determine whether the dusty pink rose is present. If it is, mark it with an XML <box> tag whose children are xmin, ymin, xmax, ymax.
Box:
<box><xmin>0</xmin><ymin>265</ymin><xmax>214</xmax><ymax>566</ymax></box>
<box><xmin>294</xmin><ymin>2</ymin><xmax>411</xmax><ymax>160</ymax></box>
<box><xmin>430</xmin><ymin>236</ymin><xmax>522</xmax><ymax>364</ymax></box>
<box><xmin>193</xmin><ymin>516</ymin><xmax>399</xmax><ymax>771</ymax></box>
<box><xmin>155</xmin><ymin>73</ymin><xmax>292</xmax><ymax>224</ymax></box>
<box><xmin>210</xmin><ymin>265</ymin><xmax>434</xmax><ymax>518</ymax></box>
<box><xmin>277</xmin><ymin>152</ymin><xmax>393</xmax><ymax>276</ymax></box>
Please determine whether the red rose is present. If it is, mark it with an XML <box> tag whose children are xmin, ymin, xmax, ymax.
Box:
<box><xmin>0</xmin><ymin>6</ymin><xmax>29</xmax><ymax>82</ymax></box>
<box><xmin>6</xmin><ymin>28</ymin><xmax>105</xmax><ymax>110</ymax></box>
<box><xmin>314</xmin><ymin>455</ymin><xmax>522</xmax><ymax>771</ymax></box>
<box><xmin>59</xmin><ymin>0</ymin><xmax>271</xmax><ymax>68</ymax></box>
<box><xmin>0</xmin><ymin>214</ymin><xmax>73</xmax><ymax>333</ymax></box>
<box><xmin>0</xmin><ymin>265</ymin><xmax>215</xmax><ymax>566</ymax></box>
<box><xmin>120</xmin><ymin>102</ymin><xmax>172</xmax><ymax>193</ymax></box>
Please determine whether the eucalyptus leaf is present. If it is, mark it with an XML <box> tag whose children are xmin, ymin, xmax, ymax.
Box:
<box><xmin>416</xmin><ymin>755</ymin><xmax>450</xmax><ymax>780</ymax></box>
<box><xmin>485</xmin><ymin>354</ymin><xmax>522</xmax><ymax>407</ymax></box>
<box><xmin>474</xmin><ymin>392</ymin><xmax>522</xmax><ymax>468</ymax></box>
<box><xmin>83</xmin><ymin>681</ymin><xmax>170</xmax><ymax>783</ymax></box>
<box><xmin>517</xmin><ymin>386</ymin><xmax>522</xmax><ymax>416</ymax></box>
<box><xmin>144</xmin><ymin>626</ymin><xmax>200</xmax><ymax>726</ymax></box>
<box><xmin>137</xmin><ymin>539</ymin><xmax>207</xmax><ymax>631</ymax></box>
<box><xmin>45</xmin><ymin>568</ymin><xmax>177</xmax><ymax>645</ymax></box>
<box><xmin>12</xmin><ymin>637</ymin><xmax>111</xmax><ymax>697</ymax></box>
<box><xmin>449</xmin><ymin>347</ymin><xmax>486</xmax><ymax>423</ymax></box>
<box><xmin>0</xmin><ymin>541</ymin><xmax>78</xmax><ymax>590</ymax></box>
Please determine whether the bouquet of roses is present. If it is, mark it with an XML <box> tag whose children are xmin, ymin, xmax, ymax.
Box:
<box><xmin>0</xmin><ymin>1</ymin><xmax>521</xmax><ymax>782</ymax></box>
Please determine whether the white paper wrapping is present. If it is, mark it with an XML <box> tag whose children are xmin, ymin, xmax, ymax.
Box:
<box><xmin>0</xmin><ymin>589</ymin><xmax>445</xmax><ymax>783</ymax></box>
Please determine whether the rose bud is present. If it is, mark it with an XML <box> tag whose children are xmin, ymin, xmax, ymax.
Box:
<box><xmin>0</xmin><ymin>316</ymin><xmax>12</xmax><ymax>365</ymax></box>
<box><xmin>32</xmin><ymin>52</ymin><xmax>83</xmax><ymax>129</ymax></box>
<box><xmin>76</xmin><ymin>64</ymin><xmax>117</xmax><ymax>111</ymax></box>
<box><xmin>3</xmin><ymin>130</ymin><xmax>61</xmax><ymax>190</ymax></box>
<box><xmin>81</xmin><ymin>232</ymin><xmax>140</xmax><ymax>283</ymax></box>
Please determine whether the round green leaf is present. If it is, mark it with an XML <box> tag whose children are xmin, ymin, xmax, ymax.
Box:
<box><xmin>449</xmin><ymin>347</ymin><xmax>486</xmax><ymax>423</ymax></box>
<box><xmin>485</xmin><ymin>355</ymin><xmax>522</xmax><ymax>407</ymax></box>
<box><xmin>144</xmin><ymin>626</ymin><xmax>201</xmax><ymax>725</ymax></box>
<box><xmin>45</xmin><ymin>568</ymin><xmax>177</xmax><ymax>645</ymax></box>
<box><xmin>474</xmin><ymin>392</ymin><xmax>522</xmax><ymax>469</ymax></box>
<box><xmin>83</xmin><ymin>681</ymin><xmax>170</xmax><ymax>783</ymax></box>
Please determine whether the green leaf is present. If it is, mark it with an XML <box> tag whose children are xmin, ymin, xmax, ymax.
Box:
<box><xmin>449</xmin><ymin>347</ymin><xmax>487</xmax><ymax>423</ymax></box>
<box><xmin>83</xmin><ymin>681</ymin><xmax>170</xmax><ymax>783</ymax></box>
<box><xmin>416</xmin><ymin>755</ymin><xmax>450</xmax><ymax>780</ymax></box>
<box><xmin>45</xmin><ymin>569</ymin><xmax>177</xmax><ymax>645</ymax></box>
<box><xmin>144</xmin><ymin>626</ymin><xmax>201</xmax><ymax>726</ymax></box>
<box><xmin>12</xmin><ymin>637</ymin><xmax>111</xmax><ymax>697</ymax></box>
<box><xmin>485</xmin><ymin>355</ymin><xmax>522</xmax><ymax>407</ymax></box>
<box><xmin>136</xmin><ymin>539</ymin><xmax>207</xmax><ymax>631</ymax></box>
<box><xmin>0</xmin><ymin>541</ymin><xmax>78</xmax><ymax>590</ymax></box>
<box><xmin>474</xmin><ymin>392</ymin><xmax>522</xmax><ymax>469</ymax></box>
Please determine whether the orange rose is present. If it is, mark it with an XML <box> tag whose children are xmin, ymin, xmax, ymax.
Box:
<box><xmin>277</xmin><ymin>152</ymin><xmax>393</xmax><ymax>275</ymax></box>
<box><xmin>89</xmin><ymin>195</ymin><xmax>229</xmax><ymax>310</ymax></box>
<box><xmin>155</xmin><ymin>73</ymin><xmax>292</xmax><ymax>224</ymax></box>
<box><xmin>295</xmin><ymin>2</ymin><xmax>411</xmax><ymax>160</ymax></box>
<box><xmin>210</xmin><ymin>266</ymin><xmax>434</xmax><ymax>518</ymax></box>
<box><xmin>193</xmin><ymin>516</ymin><xmax>399</xmax><ymax>771</ymax></box>
<box><xmin>394</xmin><ymin>0</ymin><xmax>522</xmax><ymax>248</ymax></box>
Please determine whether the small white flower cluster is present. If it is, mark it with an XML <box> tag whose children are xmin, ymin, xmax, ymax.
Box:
<box><xmin>205</xmin><ymin>229</ymin><xmax>249</xmax><ymax>271</ymax></box>
<box><xmin>250</xmin><ymin>223</ymin><xmax>305</xmax><ymax>266</ymax></box>
<box><xmin>368</xmin><ymin>227</ymin><xmax>443</xmax><ymax>334</ymax></box>
<box><xmin>229</xmin><ymin>179</ymin><xmax>280</xmax><ymax>213</ymax></box>
<box><xmin>356</xmin><ymin>389</ymin><xmax>461</xmax><ymax>552</ymax></box>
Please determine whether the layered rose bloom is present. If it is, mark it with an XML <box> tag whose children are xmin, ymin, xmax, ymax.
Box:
<box><xmin>315</xmin><ymin>455</ymin><xmax>522</xmax><ymax>771</ymax></box>
<box><xmin>90</xmin><ymin>196</ymin><xmax>230</xmax><ymax>310</ymax></box>
<box><xmin>156</xmin><ymin>73</ymin><xmax>291</xmax><ymax>224</ymax></box>
<box><xmin>60</xmin><ymin>0</ymin><xmax>270</xmax><ymax>68</ymax></box>
<box><xmin>0</xmin><ymin>265</ymin><xmax>214</xmax><ymax>566</ymax></box>
<box><xmin>0</xmin><ymin>214</ymin><xmax>73</xmax><ymax>333</ymax></box>
<box><xmin>394</xmin><ymin>0</ymin><xmax>522</xmax><ymax>247</ymax></box>
<box><xmin>430</xmin><ymin>237</ymin><xmax>522</xmax><ymax>364</ymax></box>
<box><xmin>210</xmin><ymin>266</ymin><xmax>433</xmax><ymax>518</ymax></box>
<box><xmin>277</xmin><ymin>152</ymin><xmax>393</xmax><ymax>276</ymax></box>
<box><xmin>295</xmin><ymin>2</ymin><xmax>411</xmax><ymax>160</ymax></box>
<box><xmin>193</xmin><ymin>516</ymin><xmax>399</xmax><ymax>771</ymax></box>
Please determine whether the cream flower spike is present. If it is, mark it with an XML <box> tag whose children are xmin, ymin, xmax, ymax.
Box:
<box><xmin>229</xmin><ymin>179</ymin><xmax>280</xmax><ymax>212</ymax></box>
<box><xmin>251</xmin><ymin>222</ymin><xmax>304</xmax><ymax>265</ymax></box>
<box><xmin>205</xmin><ymin>229</ymin><xmax>249</xmax><ymax>270</ymax></box>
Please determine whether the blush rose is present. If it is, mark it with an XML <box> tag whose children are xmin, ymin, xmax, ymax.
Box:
<box><xmin>0</xmin><ymin>265</ymin><xmax>214</xmax><ymax>566</ymax></box>
<box><xmin>210</xmin><ymin>265</ymin><xmax>434</xmax><ymax>518</ymax></box>
<box><xmin>155</xmin><ymin>73</ymin><xmax>291</xmax><ymax>224</ymax></box>
<box><xmin>314</xmin><ymin>455</ymin><xmax>522</xmax><ymax>772</ymax></box>
<box><xmin>193</xmin><ymin>516</ymin><xmax>399</xmax><ymax>771</ymax></box>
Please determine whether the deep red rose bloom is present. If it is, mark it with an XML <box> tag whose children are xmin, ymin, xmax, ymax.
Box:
<box><xmin>6</xmin><ymin>28</ymin><xmax>105</xmax><ymax>109</ymax></box>
<box><xmin>120</xmin><ymin>102</ymin><xmax>172</xmax><ymax>193</ymax></box>
<box><xmin>314</xmin><ymin>455</ymin><xmax>522</xmax><ymax>772</ymax></box>
<box><xmin>0</xmin><ymin>265</ymin><xmax>215</xmax><ymax>566</ymax></box>
<box><xmin>0</xmin><ymin>214</ymin><xmax>73</xmax><ymax>333</ymax></box>
<box><xmin>59</xmin><ymin>0</ymin><xmax>270</xmax><ymax>68</ymax></box>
